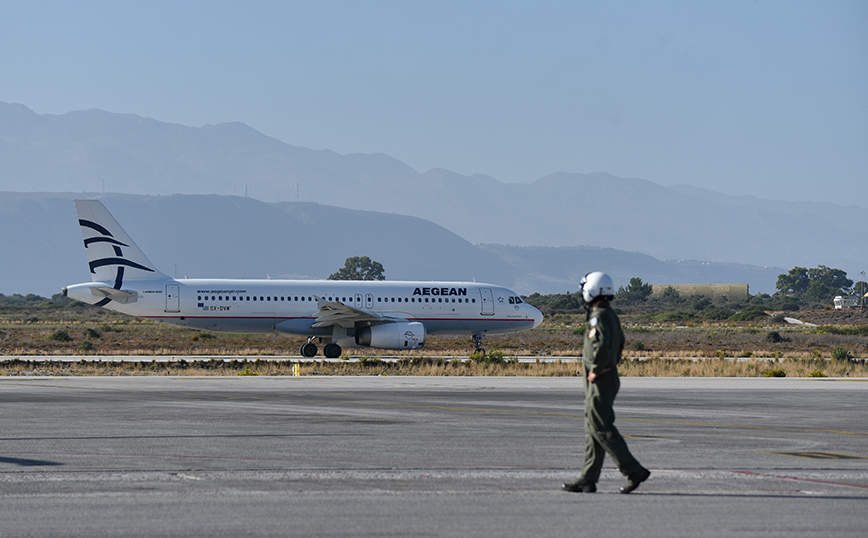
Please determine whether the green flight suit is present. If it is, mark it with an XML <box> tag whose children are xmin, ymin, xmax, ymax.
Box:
<box><xmin>580</xmin><ymin>300</ymin><xmax>645</xmax><ymax>482</ymax></box>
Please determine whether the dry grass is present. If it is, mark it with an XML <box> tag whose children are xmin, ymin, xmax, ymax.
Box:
<box><xmin>2</xmin><ymin>356</ymin><xmax>866</xmax><ymax>378</ymax></box>
<box><xmin>1</xmin><ymin>317</ymin><xmax>866</xmax><ymax>377</ymax></box>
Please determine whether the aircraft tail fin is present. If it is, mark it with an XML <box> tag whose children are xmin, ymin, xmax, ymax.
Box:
<box><xmin>74</xmin><ymin>200</ymin><xmax>168</xmax><ymax>284</ymax></box>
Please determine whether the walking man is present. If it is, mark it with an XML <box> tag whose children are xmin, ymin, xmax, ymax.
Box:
<box><xmin>563</xmin><ymin>271</ymin><xmax>650</xmax><ymax>494</ymax></box>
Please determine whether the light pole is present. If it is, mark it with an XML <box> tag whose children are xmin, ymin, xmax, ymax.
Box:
<box><xmin>861</xmin><ymin>271</ymin><xmax>865</xmax><ymax>310</ymax></box>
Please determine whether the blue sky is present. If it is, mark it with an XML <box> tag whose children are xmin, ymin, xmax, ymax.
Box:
<box><xmin>2</xmin><ymin>0</ymin><xmax>866</xmax><ymax>205</ymax></box>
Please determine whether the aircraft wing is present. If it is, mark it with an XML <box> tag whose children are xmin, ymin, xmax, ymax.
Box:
<box><xmin>312</xmin><ymin>297</ymin><xmax>400</xmax><ymax>328</ymax></box>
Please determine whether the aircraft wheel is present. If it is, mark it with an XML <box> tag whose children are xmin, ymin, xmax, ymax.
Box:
<box><xmin>323</xmin><ymin>343</ymin><xmax>342</xmax><ymax>359</ymax></box>
<box><xmin>300</xmin><ymin>342</ymin><xmax>318</xmax><ymax>358</ymax></box>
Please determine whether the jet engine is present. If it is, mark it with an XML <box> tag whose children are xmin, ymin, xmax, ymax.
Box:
<box><xmin>355</xmin><ymin>322</ymin><xmax>425</xmax><ymax>350</ymax></box>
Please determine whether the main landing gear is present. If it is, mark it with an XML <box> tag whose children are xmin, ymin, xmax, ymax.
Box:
<box><xmin>299</xmin><ymin>338</ymin><xmax>342</xmax><ymax>359</ymax></box>
<box><xmin>323</xmin><ymin>343</ymin><xmax>342</xmax><ymax>359</ymax></box>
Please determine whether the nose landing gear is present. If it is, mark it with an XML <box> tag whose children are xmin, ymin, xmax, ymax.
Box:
<box><xmin>472</xmin><ymin>333</ymin><xmax>485</xmax><ymax>355</ymax></box>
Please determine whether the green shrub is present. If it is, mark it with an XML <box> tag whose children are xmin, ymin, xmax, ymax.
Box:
<box><xmin>766</xmin><ymin>331</ymin><xmax>790</xmax><ymax>344</ymax></box>
<box><xmin>808</xmin><ymin>369</ymin><xmax>827</xmax><ymax>377</ymax></box>
<box><xmin>831</xmin><ymin>347</ymin><xmax>853</xmax><ymax>362</ymax></box>
<box><xmin>47</xmin><ymin>329</ymin><xmax>72</xmax><ymax>342</ymax></box>
<box><xmin>729</xmin><ymin>306</ymin><xmax>768</xmax><ymax>322</ymax></box>
<box><xmin>77</xmin><ymin>341</ymin><xmax>94</xmax><ymax>352</ymax></box>
<box><xmin>763</xmin><ymin>369</ymin><xmax>786</xmax><ymax>377</ymax></box>
<box><xmin>83</xmin><ymin>328</ymin><xmax>101</xmax><ymax>339</ymax></box>
<box><xmin>470</xmin><ymin>350</ymin><xmax>507</xmax><ymax>364</ymax></box>
<box><xmin>702</xmin><ymin>307</ymin><xmax>736</xmax><ymax>321</ymax></box>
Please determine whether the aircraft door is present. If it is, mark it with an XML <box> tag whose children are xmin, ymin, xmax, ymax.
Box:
<box><xmin>355</xmin><ymin>294</ymin><xmax>363</xmax><ymax>309</ymax></box>
<box><xmin>480</xmin><ymin>288</ymin><xmax>494</xmax><ymax>315</ymax></box>
<box><xmin>165</xmin><ymin>284</ymin><xmax>180</xmax><ymax>313</ymax></box>
<box><xmin>365</xmin><ymin>294</ymin><xmax>373</xmax><ymax>309</ymax></box>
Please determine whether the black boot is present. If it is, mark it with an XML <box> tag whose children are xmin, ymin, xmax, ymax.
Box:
<box><xmin>562</xmin><ymin>478</ymin><xmax>596</xmax><ymax>493</ymax></box>
<box><xmin>619</xmin><ymin>468</ymin><xmax>650</xmax><ymax>494</ymax></box>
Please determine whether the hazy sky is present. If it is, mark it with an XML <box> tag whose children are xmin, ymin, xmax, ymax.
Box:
<box><xmin>2</xmin><ymin>0</ymin><xmax>866</xmax><ymax>205</ymax></box>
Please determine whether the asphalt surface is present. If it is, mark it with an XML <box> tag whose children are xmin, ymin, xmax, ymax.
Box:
<box><xmin>1</xmin><ymin>376</ymin><xmax>866</xmax><ymax>537</ymax></box>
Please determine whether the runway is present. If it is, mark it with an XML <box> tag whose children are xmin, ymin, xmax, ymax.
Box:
<box><xmin>1</xmin><ymin>376</ymin><xmax>866</xmax><ymax>537</ymax></box>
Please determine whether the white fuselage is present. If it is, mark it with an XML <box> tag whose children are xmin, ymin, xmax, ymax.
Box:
<box><xmin>65</xmin><ymin>277</ymin><xmax>543</xmax><ymax>340</ymax></box>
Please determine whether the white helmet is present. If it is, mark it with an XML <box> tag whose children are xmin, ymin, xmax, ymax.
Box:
<box><xmin>581</xmin><ymin>272</ymin><xmax>615</xmax><ymax>303</ymax></box>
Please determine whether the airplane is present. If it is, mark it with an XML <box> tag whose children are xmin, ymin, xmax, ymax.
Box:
<box><xmin>63</xmin><ymin>200</ymin><xmax>544</xmax><ymax>358</ymax></box>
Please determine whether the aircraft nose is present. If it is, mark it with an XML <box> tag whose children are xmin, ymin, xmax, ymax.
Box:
<box><xmin>530</xmin><ymin>305</ymin><xmax>544</xmax><ymax>328</ymax></box>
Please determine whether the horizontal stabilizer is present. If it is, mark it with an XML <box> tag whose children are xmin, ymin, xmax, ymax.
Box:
<box><xmin>89</xmin><ymin>286</ymin><xmax>138</xmax><ymax>304</ymax></box>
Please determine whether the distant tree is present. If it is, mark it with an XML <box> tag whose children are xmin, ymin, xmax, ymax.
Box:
<box><xmin>328</xmin><ymin>256</ymin><xmax>385</xmax><ymax>281</ymax></box>
<box><xmin>776</xmin><ymin>267</ymin><xmax>810</xmax><ymax>295</ymax></box>
<box><xmin>776</xmin><ymin>265</ymin><xmax>852</xmax><ymax>306</ymax></box>
<box><xmin>615</xmin><ymin>277</ymin><xmax>654</xmax><ymax>304</ymax></box>
<box><xmin>657</xmin><ymin>286</ymin><xmax>683</xmax><ymax>305</ymax></box>
<box><xmin>807</xmin><ymin>265</ymin><xmax>852</xmax><ymax>294</ymax></box>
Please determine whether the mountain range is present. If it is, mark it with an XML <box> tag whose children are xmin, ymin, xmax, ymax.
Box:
<box><xmin>1</xmin><ymin>101</ymin><xmax>864</xmax><ymax>297</ymax></box>
<box><xmin>0</xmin><ymin>192</ymin><xmax>783</xmax><ymax>298</ymax></box>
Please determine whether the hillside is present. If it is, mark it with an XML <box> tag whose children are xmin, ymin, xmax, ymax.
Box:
<box><xmin>0</xmin><ymin>193</ymin><xmax>783</xmax><ymax>297</ymax></box>
<box><xmin>1</xmin><ymin>101</ymin><xmax>861</xmax><ymax>293</ymax></box>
